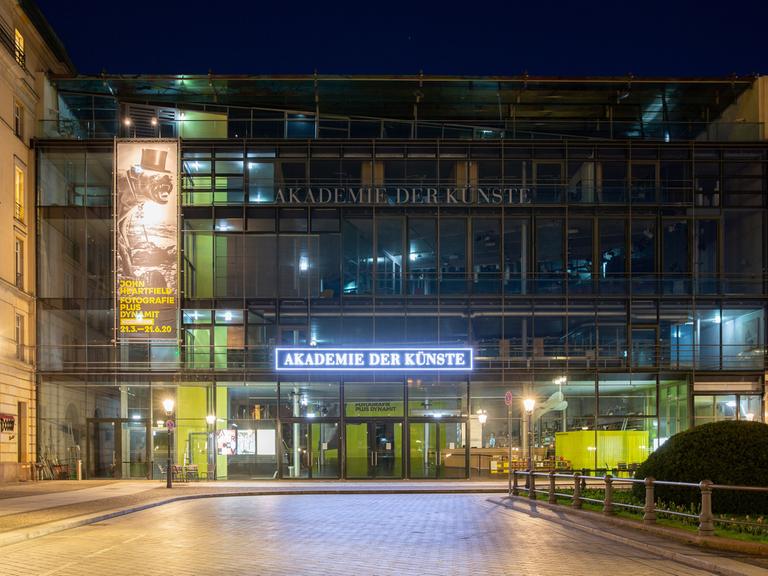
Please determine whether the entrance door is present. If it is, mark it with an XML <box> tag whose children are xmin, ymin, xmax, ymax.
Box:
<box><xmin>88</xmin><ymin>420</ymin><xmax>116</xmax><ymax>478</ymax></box>
<box><xmin>345</xmin><ymin>421</ymin><xmax>402</xmax><ymax>478</ymax></box>
<box><xmin>120</xmin><ymin>420</ymin><xmax>150</xmax><ymax>479</ymax></box>
<box><xmin>87</xmin><ymin>419</ymin><xmax>150</xmax><ymax>479</ymax></box>
<box><xmin>409</xmin><ymin>421</ymin><xmax>467</xmax><ymax>478</ymax></box>
<box><xmin>281</xmin><ymin>421</ymin><xmax>340</xmax><ymax>478</ymax></box>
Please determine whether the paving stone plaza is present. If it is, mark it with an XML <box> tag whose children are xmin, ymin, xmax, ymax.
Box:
<box><xmin>2</xmin><ymin>493</ymin><xmax>763</xmax><ymax>576</ymax></box>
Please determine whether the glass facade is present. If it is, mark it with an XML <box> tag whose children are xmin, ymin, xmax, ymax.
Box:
<box><xmin>37</xmin><ymin>112</ymin><xmax>767</xmax><ymax>479</ymax></box>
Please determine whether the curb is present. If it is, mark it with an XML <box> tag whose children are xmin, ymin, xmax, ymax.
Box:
<box><xmin>0</xmin><ymin>487</ymin><xmax>507</xmax><ymax>548</ymax></box>
<box><xmin>491</xmin><ymin>496</ymin><xmax>765</xmax><ymax>576</ymax></box>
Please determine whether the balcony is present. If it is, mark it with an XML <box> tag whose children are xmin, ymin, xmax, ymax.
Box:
<box><xmin>0</xmin><ymin>16</ymin><xmax>25</xmax><ymax>71</ymax></box>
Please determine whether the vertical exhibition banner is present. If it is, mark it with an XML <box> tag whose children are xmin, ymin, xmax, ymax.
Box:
<box><xmin>115</xmin><ymin>139</ymin><xmax>179</xmax><ymax>341</ymax></box>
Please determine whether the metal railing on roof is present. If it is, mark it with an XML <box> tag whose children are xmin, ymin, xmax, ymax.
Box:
<box><xmin>37</xmin><ymin>117</ymin><xmax>764</xmax><ymax>142</ymax></box>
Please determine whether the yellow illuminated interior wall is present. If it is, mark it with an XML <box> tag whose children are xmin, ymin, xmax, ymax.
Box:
<box><xmin>408</xmin><ymin>423</ymin><xmax>436</xmax><ymax>478</ymax></box>
<box><xmin>555</xmin><ymin>430</ymin><xmax>650</xmax><ymax>470</ymax></box>
<box><xmin>216</xmin><ymin>386</ymin><xmax>228</xmax><ymax>479</ymax></box>
<box><xmin>178</xmin><ymin>110</ymin><xmax>227</xmax><ymax>139</ymax></box>
<box><xmin>176</xmin><ymin>387</ymin><xmax>207</xmax><ymax>475</ymax></box>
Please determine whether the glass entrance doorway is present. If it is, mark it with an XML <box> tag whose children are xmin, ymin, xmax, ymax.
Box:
<box><xmin>87</xmin><ymin>419</ymin><xmax>150</xmax><ymax>479</ymax></box>
<box><xmin>345</xmin><ymin>421</ymin><xmax>403</xmax><ymax>478</ymax></box>
<box><xmin>281</xmin><ymin>421</ymin><xmax>340</xmax><ymax>478</ymax></box>
<box><xmin>409</xmin><ymin>421</ymin><xmax>467</xmax><ymax>478</ymax></box>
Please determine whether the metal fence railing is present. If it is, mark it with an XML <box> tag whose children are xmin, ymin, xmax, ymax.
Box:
<box><xmin>510</xmin><ymin>470</ymin><xmax>768</xmax><ymax>537</ymax></box>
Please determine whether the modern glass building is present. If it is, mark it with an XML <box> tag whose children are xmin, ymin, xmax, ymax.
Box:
<box><xmin>36</xmin><ymin>75</ymin><xmax>767</xmax><ymax>480</ymax></box>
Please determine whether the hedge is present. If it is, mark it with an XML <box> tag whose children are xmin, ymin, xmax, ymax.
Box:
<box><xmin>631</xmin><ymin>421</ymin><xmax>768</xmax><ymax>514</ymax></box>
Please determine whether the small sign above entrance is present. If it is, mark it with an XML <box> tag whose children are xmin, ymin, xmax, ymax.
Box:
<box><xmin>275</xmin><ymin>347</ymin><xmax>473</xmax><ymax>372</ymax></box>
<box><xmin>505</xmin><ymin>391</ymin><xmax>513</xmax><ymax>406</ymax></box>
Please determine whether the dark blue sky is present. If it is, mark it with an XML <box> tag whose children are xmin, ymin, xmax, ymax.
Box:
<box><xmin>35</xmin><ymin>0</ymin><xmax>768</xmax><ymax>76</ymax></box>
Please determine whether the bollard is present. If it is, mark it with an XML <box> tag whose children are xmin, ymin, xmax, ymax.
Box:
<box><xmin>528</xmin><ymin>470</ymin><xmax>537</xmax><ymax>500</ymax></box>
<box><xmin>548</xmin><ymin>471</ymin><xmax>557</xmax><ymax>504</ymax></box>
<box><xmin>698</xmin><ymin>479</ymin><xmax>715</xmax><ymax>537</ymax></box>
<box><xmin>603</xmin><ymin>474</ymin><xmax>614</xmax><ymax>515</ymax></box>
<box><xmin>572</xmin><ymin>472</ymin><xmax>582</xmax><ymax>509</ymax></box>
<box><xmin>642</xmin><ymin>476</ymin><xmax>656</xmax><ymax>524</ymax></box>
<box><xmin>512</xmin><ymin>470</ymin><xmax>519</xmax><ymax>496</ymax></box>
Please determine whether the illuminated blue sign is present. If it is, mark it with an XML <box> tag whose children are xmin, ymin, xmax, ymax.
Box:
<box><xmin>275</xmin><ymin>347</ymin><xmax>473</xmax><ymax>372</ymax></box>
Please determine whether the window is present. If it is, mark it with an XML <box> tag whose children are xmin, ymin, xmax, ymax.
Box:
<box><xmin>376</xmin><ymin>218</ymin><xmax>403</xmax><ymax>294</ymax></box>
<box><xmin>14</xmin><ymin>165</ymin><xmax>24</xmax><ymax>221</ymax></box>
<box><xmin>14</xmin><ymin>101</ymin><xmax>23</xmax><ymax>139</ymax></box>
<box><xmin>15</xmin><ymin>314</ymin><xmax>24</xmax><ymax>361</ymax></box>
<box><xmin>15</xmin><ymin>239</ymin><xmax>23</xmax><ymax>290</ymax></box>
<box><xmin>14</xmin><ymin>28</ymin><xmax>24</xmax><ymax>66</ymax></box>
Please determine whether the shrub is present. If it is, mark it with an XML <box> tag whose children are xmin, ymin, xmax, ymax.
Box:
<box><xmin>631</xmin><ymin>421</ymin><xmax>768</xmax><ymax>514</ymax></box>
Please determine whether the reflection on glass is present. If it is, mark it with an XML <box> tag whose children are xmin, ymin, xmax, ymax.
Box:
<box><xmin>504</xmin><ymin>218</ymin><xmax>526</xmax><ymax>294</ymax></box>
<box><xmin>440</xmin><ymin>218</ymin><xmax>466</xmax><ymax>294</ymax></box>
<box><xmin>342</xmin><ymin>217</ymin><xmax>373</xmax><ymax>294</ymax></box>
<box><xmin>473</xmin><ymin>219</ymin><xmax>501</xmax><ymax>293</ymax></box>
<box><xmin>567</xmin><ymin>219</ymin><xmax>592</xmax><ymax>293</ymax></box>
<box><xmin>631</xmin><ymin>220</ymin><xmax>656</xmax><ymax>293</ymax></box>
<box><xmin>535</xmin><ymin>218</ymin><xmax>563</xmax><ymax>293</ymax></box>
<box><xmin>599</xmin><ymin>219</ymin><xmax>626</xmax><ymax>293</ymax></box>
<box><xmin>377</xmin><ymin>218</ymin><xmax>403</xmax><ymax>294</ymax></box>
<box><xmin>408</xmin><ymin>218</ymin><xmax>436</xmax><ymax>295</ymax></box>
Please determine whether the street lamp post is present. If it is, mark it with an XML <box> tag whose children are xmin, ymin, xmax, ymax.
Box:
<box><xmin>476</xmin><ymin>409</ymin><xmax>488</xmax><ymax>447</ymax></box>
<box><xmin>523</xmin><ymin>398</ymin><xmax>535</xmax><ymax>491</ymax></box>
<box><xmin>163</xmin><ymin>398</ymin><xmax>175</xmax><ymax>489</ymax></box>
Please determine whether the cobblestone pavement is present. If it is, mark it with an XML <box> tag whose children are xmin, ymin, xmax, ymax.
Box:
<box><xmin>0</xmin><ymin>494</ymin><xmax>731</xmax><ymax>576</ymax></box>
<box><xmin>0</xmin><ymin>480</ymin><xmax>507</xmax><ymax>534</ymax></box>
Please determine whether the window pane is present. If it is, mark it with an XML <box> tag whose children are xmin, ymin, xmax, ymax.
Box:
<box><xmin>662</xmin><ymin>220</ymin><xmax>689</xmax><ymax>295</ymax></box>
<box><xmin>601</xmin><ymin>162</ymin><xmax>627</xmax><ymax>203</ymax></box>
<box><xmin>278</xmin><ymin>236</ymin><xmax>310</xmax><ymax>298</ymax></box>
<box><xmin>316</xmin><ymin>234</ymin><xmax>341</xmax><ymax>299</ymax></box>
<box><xmin>344</xmin><ymin>382</ymin><xmax>404</xmax><ymax>417</ymax></box>
<box><xmin>407</xmin><ymin>378</ymin><xmax>466</xmax><ymax>417</ymax></box>
<box><xmin>247</xmin><ymin>162</ymin><xmax>275</xmax><ymax>203</ymax></box>
<box><xmin>630</xmin><ymin>163</ymin><xmax>657</xmax><ymax>203</ymax></box>
<box><xmin>567</xmin><ymin>219</ymin><xmax>592</xmax><ymax>293</ymax></box>
<box><xmin>567</xmin><ymin>161</ymin><xmax>596</xmax><ymax>203</ymax></box>
<box><xmin>722</xmin><ymin>308</ymin><xmax>765</xmax><ymax>369</ymax></box>
<box><xmin>533</xmin><ymin>162</ymin><xmax>562</xmax><ymax>203</ymax></box>
<box><xmin>472</xmin><ymin>219</ymin><xmax>501</xmax><ymax>294</ymax></box>
<box><xmin>408</xmin><ymin>218</ymin><xmax>436</xmax><ymax>295</ymax></box>
<box><xmin>184</xmin><ymin>233</ymin><xmax>213</xmax><ymax>297</ymax></box>
<box><xmin>631</xmin><ymin>220</ymin><xmax>656</xmax><ymax>293</ymax></box>
<box><xmin>441</xmin><ymin>218</ymin><xmax>467</xmax><ymax>294</ymax></box>
<box><xmin>695</xmin><ymin>220</ymin><xmax>718</xmax><ymax>294</ymax></box>
<box><xmin>504</xmin><ymin>218</ymin><xmax>527</xmax><ymax>294</ymax></box>
<box><xmin>244</xmin><ymin>236</ymin><xmax>277</xmax><ymax>297</ymax></box>
<box><xmin>376</xmin><ymin>218</ymin><xmax>403</xmax><ymax>294</ymax></box>
<box><xmin>724</xmin><ymin>211</ymin><xmax>762</xmax><ymax>293</ymax></box>
<box><xmin>279</xmin><ymin>381</ymin><xmax>340</xmax><ymax>418</ymax></box>
<box><xmin>659</xmin><ymin>378</ymin><xmax>689</xmax><ymax>442</ymax></box>
<box><xmin>342</xmin><ymin>217</ymin><xmax>372</xmax><ymax>295</ymax></box>
<box><xmin>215</xmin><ymin>235</ymin><xmax>244</xmax><ymax>297</ymax></box>
<box><xmin>696</xmin><ymin>308</ymin><xmax>721</xmax><ymax>370</ymax></box>
<box><xmin>599</xmin><ymin>219</ymin><xmax>626</xmax><ymax>294</ymax></box>
<box><xmin>535</xmin><ymin>218</ymin><xmax>563</xmax><ymax>293</ymax></box>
